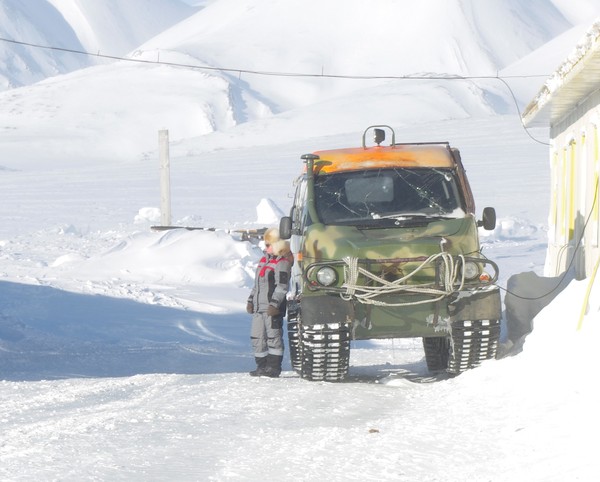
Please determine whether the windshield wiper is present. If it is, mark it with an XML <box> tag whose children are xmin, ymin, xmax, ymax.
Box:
<box><xmin>372</xmin><ymin>212</ymin><xmax>448</xmax><ymax>220</ymax></box>
<box><xmin>352</xmin><ymin>216</ymin><xmax>427</xmax><ymax>230</ymax></box>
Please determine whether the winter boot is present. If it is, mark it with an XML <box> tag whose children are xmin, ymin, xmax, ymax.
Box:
<box><xmin>249</xmin><ymin>356</ymin><xmax>268</xmax><ymax>377</ymax></box>
<box><xmin>263</xmin><ymin>354</ymin><xmax>283</xmax><ymax>378</ymax></box>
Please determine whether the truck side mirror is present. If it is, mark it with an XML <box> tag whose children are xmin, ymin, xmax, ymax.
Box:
<box><xmin>478</xmin><ymin>207</ymin><xmax>496</xmax><ymax>231</ymax></box>
<box><xmin>279</xmin><ymin>216</ymin><xmax>292</xmax><ymax>239</ymax></box>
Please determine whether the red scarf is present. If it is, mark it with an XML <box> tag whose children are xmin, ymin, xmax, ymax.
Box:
<box><xmin>259</xmin><ymin>255</ymin><xmax>284</xmax><ymax>277</ymax></box>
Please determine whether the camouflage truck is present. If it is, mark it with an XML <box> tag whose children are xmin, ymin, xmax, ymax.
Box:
<box><xmin>279</xmin><ymin>125</ymin><xmax>501</xmax><ymax>381</ymax></box>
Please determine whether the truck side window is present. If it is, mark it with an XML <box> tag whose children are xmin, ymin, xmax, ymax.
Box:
<box><xmin>292</xmin><ymin>177</ymin><xmax>308</xmax><ymax>231</ymax></box>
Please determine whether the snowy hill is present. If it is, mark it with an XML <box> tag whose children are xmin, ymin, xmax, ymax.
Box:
<box><xmin>500</xmin><ymin>22</ymin><xmax>596</xmax><ymax>107</ymax></box>
<box><xmin>0</xmin><ymin>0</ymin><xmax>196</xmax><ymax>89</ymax></box>
<box><xmin>46</xmin><ymin>0</ymin><xmax>197</xmax><ymax>56</ymax></box>
<box><xmin>1</xmin><ymin>1</ymin><xmax>600</xmax><ymax>480</ymax></box>
<box><xmin>138</xmin><ymin>0</ymin><xmax>573</xmax><ymax>111</ymax></box>
<box><xmin>550</xmin><ymin>0</ymin><xmax>600</xmax><ymax>25</ymax></box>
<box><xmin>0</xmin><ymin>0</ymin><xmax>87</xmax><ymax>89</ymax></box>
<box><xmin>0</xmin><ymin>0</ymin><xmax>587</xmax><ymax>162</ymax></box>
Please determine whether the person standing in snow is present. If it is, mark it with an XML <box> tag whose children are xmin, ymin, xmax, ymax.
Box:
<box><xmin>246</xmin><ymin>227</ymin><xmax>292</xmax><ymax>377</ymax></box>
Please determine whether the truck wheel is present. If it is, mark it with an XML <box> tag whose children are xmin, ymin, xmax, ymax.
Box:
<box><xmin>447</xmin><ymin>319</ymin><xmax>501</xmax><ymax>374</ymax></box>
<box><xmin>299</xmin><ymin>322</ymin><xmax>351</xmax><ymax>382</ymax></box>
<box><xmin>422</xmin><ymin>336</ymin><xmax>451</xmax><ymax>372</ymax></box>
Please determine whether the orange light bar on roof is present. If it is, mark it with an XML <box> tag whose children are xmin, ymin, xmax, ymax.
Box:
<box><xmin>311</xmin><ymin>146</ymin><xmax>455</xmax><ymax>174</ymax></box>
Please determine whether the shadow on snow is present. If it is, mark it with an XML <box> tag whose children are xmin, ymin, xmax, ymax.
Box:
<box><xmin>0</xmin><ymin>281</ymin><xmax>250</xmax><ymax>381</ymax></box>
<box><xmin>0</xmin><ymin>281</ymin><xmax>444</xmax><ymax>384</ymax></box>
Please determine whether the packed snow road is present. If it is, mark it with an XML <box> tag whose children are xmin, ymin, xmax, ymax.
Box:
<box><xmin>2</xmin><ymin>331</ymin><xmax>597</xmax><ymax>481</ymax></box>
<box><xmin>0</xmin><ymin>344</ymin><xmax>517</xmax><ymax>481</ymax></box>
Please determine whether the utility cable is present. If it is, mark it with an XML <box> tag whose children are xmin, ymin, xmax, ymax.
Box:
<box><xmin>0</xmin><ymin>36</ymin><xmax>550</xmax><ymax>80</ymax></box>
<box><xmin>0</xmin><ymin>36</ymin><xmax>550</xmax><ymax>144</ymax></box>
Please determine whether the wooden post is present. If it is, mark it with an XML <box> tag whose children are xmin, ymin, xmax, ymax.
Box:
<box><xmin>159</xmin><ymin>129</ymin><xmax>171</xmax><ymax>226</ymax></box>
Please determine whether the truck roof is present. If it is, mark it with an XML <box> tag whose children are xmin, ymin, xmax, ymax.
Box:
<box><xmin>311</xmin><ymin>144</ymin><xmax>456</xmax><ymax>174</ymax></box>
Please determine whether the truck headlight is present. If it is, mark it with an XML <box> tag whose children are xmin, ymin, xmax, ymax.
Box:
<box><xmin>316</xmin><ymin>266</ymin><xmax>338</xmax><ymax>286</ymax></box>
<box><xmin>462</xmin><ymin>260</ymin><xmax>481</xmax><ymax>280</ymax></box>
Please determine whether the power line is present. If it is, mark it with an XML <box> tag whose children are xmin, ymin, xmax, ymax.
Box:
<box><xmin>0</xmin><ymin>35</ymin><xmax>551</xmax><ymax>145</ymax></box>
<box><xmin>0</xmin><ymin>35</ymin><xmax>550</xmax><ymax>80</ymax></box>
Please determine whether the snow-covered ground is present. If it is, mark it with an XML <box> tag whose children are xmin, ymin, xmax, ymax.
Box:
<box><xmin>1</xmin><ymin>1</ymin><xmax>599</xmax><ymax>480</ymax></box>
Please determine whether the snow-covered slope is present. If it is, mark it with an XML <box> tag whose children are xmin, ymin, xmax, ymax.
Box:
<box><xmin>0</xmin><ymin>0</ymin><xmax>195</xmax><ymax>90</ymax></box>
<box><xmin>137</xmin><ymin>0</ymin><xmax>573</xmax><ymax>110</ymax></box>
<box><xmin>500</xmin><ymin>22</ymin><xmax>596</xmax><ymax>108</ymax></box>
<box><xmin>46</xmin><ymin>0</ymin><xmax>197</xmax><ymax>56</ymax></box>
<box><xmin>0</xmin><ymin>60</ymin><xmax>273</xmax><ymax>162</ymax></box>
<box><xmin>0</xmin><ymin>0</ymin><xmax>87</xmax><ymax>89</ymax></box>
<box><xmin>0</xmin><ymin>0</ymin><xmax>587</xmax><ymax>161</ymax></box>
<box><xmin>551</xmin><ymin>0</ymin><xmax>600</xmax><ymax>25</ymax></box>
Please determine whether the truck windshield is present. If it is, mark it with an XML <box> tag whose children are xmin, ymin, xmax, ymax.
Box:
<box><xmin>314</xmin><ymin>168</ymin><xmax>464</xmax><ymax>225</ymax></box>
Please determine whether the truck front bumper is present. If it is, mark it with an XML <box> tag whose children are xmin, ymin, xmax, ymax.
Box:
<box><xmin>299</xmin><ymin>285</ymin><xmax>502</xmax><ymax>339</ymax></box>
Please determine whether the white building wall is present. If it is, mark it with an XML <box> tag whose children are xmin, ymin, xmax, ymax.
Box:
<box><xmin>546</xmin><ymin>89</ymin><xmax>600</xmax><ymax>279</ymax></box>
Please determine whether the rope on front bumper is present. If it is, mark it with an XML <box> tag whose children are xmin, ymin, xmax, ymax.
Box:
<box><xmin>341</xmin><ymin>252</ymin><xmax>466</xmax><ymax>306</ymax></box>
